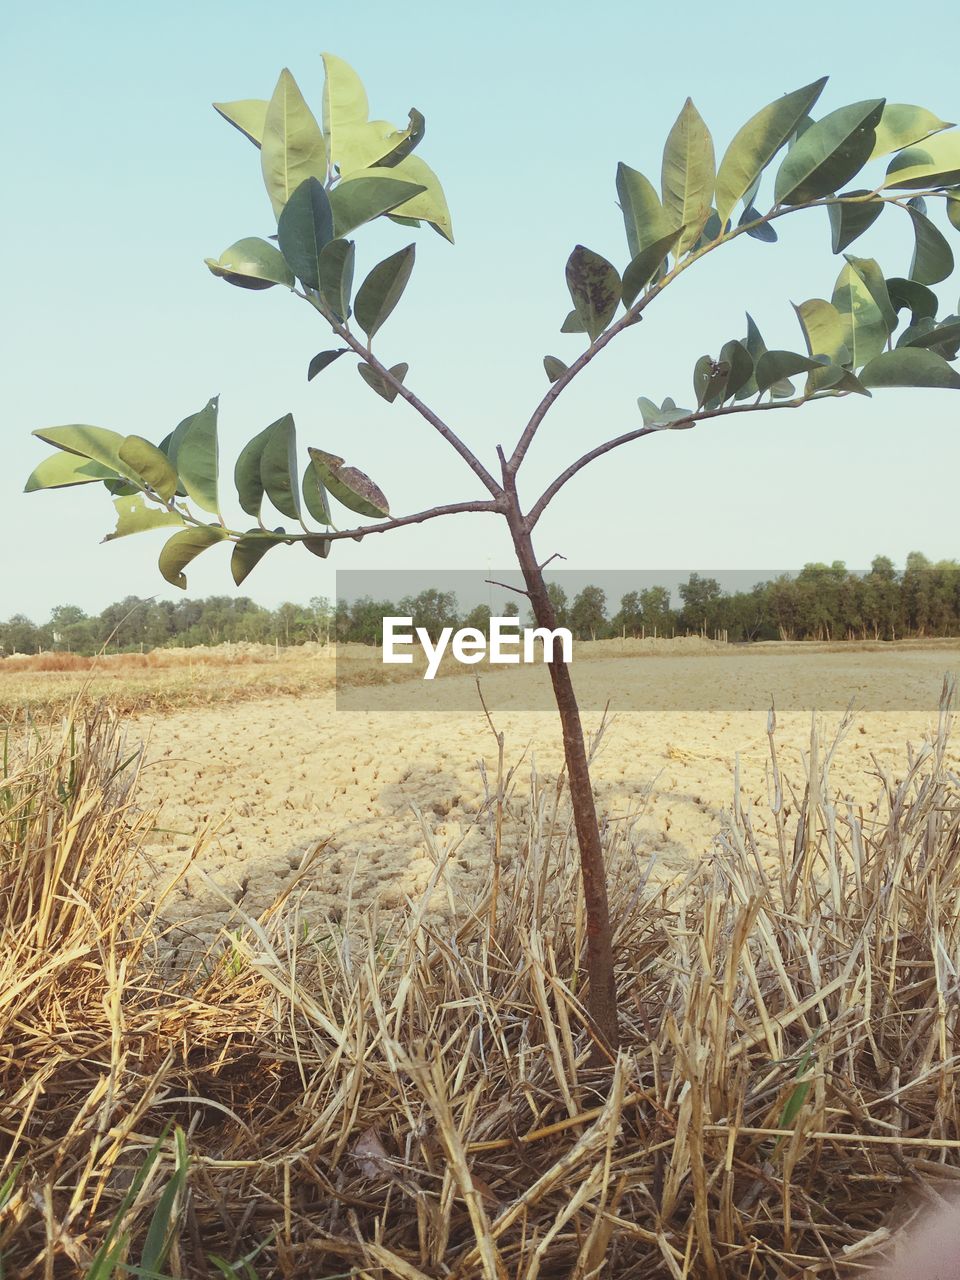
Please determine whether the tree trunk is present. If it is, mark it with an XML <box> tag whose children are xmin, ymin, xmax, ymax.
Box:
<box><xmin>505</xmin><ymin>510</ymin><xmax>620</xmax><ymax>1056</ymax></box>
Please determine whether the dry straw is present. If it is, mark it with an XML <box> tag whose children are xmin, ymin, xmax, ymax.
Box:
<box><xmin>2</xmin><ymin>686</ymin><xmax>960</xmax><ymax>1276</ymax></box>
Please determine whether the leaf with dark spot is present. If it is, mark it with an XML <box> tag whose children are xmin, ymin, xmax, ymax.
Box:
<box><xmin>307</xmin><ymin>448</ymin><xmax>389</xmax><ymax>518</ymax></box>
<box><xmin>565</xmin><ymin>246</ymin><xmax>621</xmax><ymax>342</ymax></box>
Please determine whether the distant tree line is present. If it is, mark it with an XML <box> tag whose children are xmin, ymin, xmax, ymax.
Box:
<box><xmin>3</xmin><ymin>554</ymin><xmax>960</xmax><ymax>656</ymax></box>
<box><xmin>0</xmin><ymin>595</ymin><xmax>335</xmax><ymax>656</ymax></box>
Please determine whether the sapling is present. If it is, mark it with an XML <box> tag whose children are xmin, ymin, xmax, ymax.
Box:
<box><xmin>27</xmin><ymin>56</ymin><xmax>960</xmax><ymax>1053</ymax></box>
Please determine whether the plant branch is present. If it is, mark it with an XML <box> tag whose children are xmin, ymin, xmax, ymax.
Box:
<box><xmin>300</xmin><ymin>291</ymin><xmax>503</xmax><ymax>500</ymax></box>
<box><xmin>311</xmin><ymin>499</ymin><xmax>502</xmax><ymax>542</ymax></box>
<box><xmin>507</xmin><ymin>187</ymin><xmax>941</xmax><ymax>478</ymax></box>
<box><xmin>162</xmin><ymin>495</ymin><xmax>499</xmax><ymax>545</ymax></box>
<box><xmin>526</xmin><ymin>395</ymin><xmax>819</xmax><ymax>527</ymax></box>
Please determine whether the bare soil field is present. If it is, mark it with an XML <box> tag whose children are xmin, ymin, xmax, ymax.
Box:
<box><xmin>63</xmin><ymin>638</ymin><xmax>957</xmax><ymax>956</ymax></box>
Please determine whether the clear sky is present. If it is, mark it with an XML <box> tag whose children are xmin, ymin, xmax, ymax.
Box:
<box><xmin>3</xmin><ymin>0</ymin><xmax>959</xmax><ymax>621</ymax></box>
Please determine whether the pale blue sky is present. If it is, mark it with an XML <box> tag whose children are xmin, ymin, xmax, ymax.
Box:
<box><xmin>4</xmin><ymin>0</ymin><xmax>959</xmax><ymax>620</ymax></box>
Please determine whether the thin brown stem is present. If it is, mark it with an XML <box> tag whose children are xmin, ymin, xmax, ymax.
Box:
<box><xmin>526</xmin><ymin>395</ymin><xmax>815</xmax><ymax>528</ymax></box>
<box><xmin>314</xmin><ymin>499</ymin><xmax>502</xmax><ymax>542</ymax></box>
<box><xmin>499</xmin><ymin>473</ymin><xmax>619</xmax><ymax>1059</ymax></box>
<box><xmin>301</xmin><ymin>291</ymin><xmax>503</xmax><ymax>499</ymax></box>
<box><xmin>163</xmin><ymin>496</ymin><xmax>500</xmax><ymax>545</ymax></box>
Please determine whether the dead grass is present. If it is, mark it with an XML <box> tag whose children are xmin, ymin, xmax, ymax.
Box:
<box><xmin>0</xmin><ymin>650</ymin><xmax>329</xmax><ymax>724</ymax></box>
<box><xmin>2</xmin><ymin>690</ymin><xmax>960</xmax><ymax>1275</ymax></box>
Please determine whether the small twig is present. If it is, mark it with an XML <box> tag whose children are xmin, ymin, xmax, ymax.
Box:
<box><xmin>539</xmin><ymin>552</ymin><xmax>567</xmax><ymax>571</ymax></box>
<box><xmin>484</xmin><ymin>578</ymin><xmax>530</xmax><ymax>599</ymax></box>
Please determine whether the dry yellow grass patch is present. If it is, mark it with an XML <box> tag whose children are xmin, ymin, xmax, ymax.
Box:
<box><xmin>2</xmin><ymin>689</ymin><xmax>960</xmax><ymax>1275</ymax></box>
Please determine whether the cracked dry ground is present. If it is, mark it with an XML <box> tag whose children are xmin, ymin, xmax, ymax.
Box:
<box><xmin>130</xmin><ymin>648</ymin><xmax>960</xmax><ymax>959</ymax></box>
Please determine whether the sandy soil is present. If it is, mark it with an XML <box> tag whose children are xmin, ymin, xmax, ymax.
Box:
<box><xmin>130</xmin><ymin>644</ymin><xmax>960</xmax><ymax>955</ymax></box>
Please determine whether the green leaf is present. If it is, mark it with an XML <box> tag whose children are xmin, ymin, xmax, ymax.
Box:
<box><xmin>276</xmin><ymin>177</ymin><xmax>334</xmax><ymax>290</ymax></box>
<box><xmin>860</xmin><ymin>348</ymin><xmax>960</xmax><ymax>389</ymax></box>
<box><xmin>307</xmin><ymin>448</ymin><xmax>389</xmax><ymax>518</ymax></box>
<box><xmin>794</xmin><ymin>298</ymin><xmax>849</xmax><ymax>364</ymax></box>
<box><xmin>947</xmin><ymin>194</ymin><xmax>960</xmax><ymax>233</ymax></box>
<box><xmin>907</xmin><ymin>203</ymin><xmax>954</xmax><ymax>285</ymax></box>
<box><xmin>357</xmin><ymin>361</ymin><xmax>409</xmax><ymax>402</ymax></box>
<box><xmin>716</xmin><ymin>77</ymin><xmax>828</xmax><ymax>225</ymax></box>
<box><xmin>232</xmin><ymin>532</ymin><xmax>286</xmax><ymax>586</ymax></box>
<box><xmin>693</xmin><ymin>354</ymin><xmax>732</xmax><ymax>409</ymax></box>
<box><xmin>897</xmin><ymin>316</ymin><xmax>938</xmax><ymax>348</ymax></box>
<box><xmin>637</xmin><ymin>396</ymin><xmax>661</xmax><ymax>425</ymax></box>
<box><xmin>213</xmin><ymin>99</ymin><xmax>267</xmax><ymax>147</ymax></box>
<box><xmin>103</xmin><ymin>495</ymin><xmax>184</xmax><ymax>541</ymax></box>
<box><xmin>694</xmin><ymin>209</ymin><xmax>724</xmax><ymax>248</ymax></box>
<box><xmin>261</xmin><ymin>69</ymin><xmax>327</xmax><ymax>219</ymax></box>
<box><xmin>755</xmin><ymin>350</ymin><xmax>820</xmax><ymax>394</ymax></box>
<box><xmin>307</xmin><ymin>348</ymin><xmax>348</xmax><ymax>381</ymax></box>
<box><xmin>615</xmin><ymin>163</ymin><xmax>674</xmax><ymax>260</ymax></box>
<box><xmin>869</xmin><ymin>104</ymin><xmax>953</xmax><ymax>160</ymax></box>
<box><xmin>661</xmin><ymin>99</ymin><xmax>716</xmax><ymax>255</ymax></box>
<box><xmin>899</xmin><ymin>316</ymin><xmax>960</xmax><ymax>359</ymax></box>
<box><xmin>719</xmin><ymin>339</ymin><xmax>754</xmax><ymax>400</ymax></box>
<box><xmin>831</xmin><ymin>262</ymin><xmax>888</xmax><ymax>367</ymax></box>
<box><xmin>139</xmin><ymin>1129</ymin><xmax>189</xmax><ymax>1276</ymax></box>
<box><xmin>774</xmin><ymin>99</ymin><xmax>885</xmax><ymax>204</ymax></box>
<box><xmin>321</xmin><ymin>52</ymin><xmax>369</xmax><ymax>167</ymax></box>
<box><xmin>377</xmin><ymin>108</ymin><xmax>427</xmax><ymax>169</ymax></box>
<box><xmin>737</xmin><ymin>314</ymin><xmax>794</xmax><ymax>399</ymax></box>
<box><xmin>260</xmin><ymin>414</ymin><xmax>300</xmax><ymax>521</ymax></box>
<box><xmin>621</xmin><ymin>229</ymin><xmax>683</xmax><ymax>307</ymax></box>
<box><xmin>329</xmin><ymin>176</ymin><xmax>426</xmax><ymax>238</ymax></box>
<box><xmin>25</xmin><ymin>452</ymin><xmax>118</xmax><ymax>492</ymax></box>
<box><xmin>637</xmin><ymin>396</ymin><xmax>695</xmax><ymax>428</ymax></box>
<box><xmin>543</xmin><ymin>356</ymin><xmax>567</xmax><ymax>383</ymax></box>
<box><xmin>844</xmin><ymin>256</ymin><xmax>899</xmax><ymax>335</ymax></box>
<box><xmin>886</xmin><ymin>275</ymin><xmax>938</xmax><ymax>324</ymax></box>
<box><xmin>350</xmin><ymin>157</ymin><xmax>454</xmax><ymax>242</ymax></box>
<box><xmin>233</xmin><ymin>422</ymin><xmax>275</xmax><ymax>518</ymax></box>
<box><xmin>828</xmin><ymin>192</ymin><xmax>883</xmax><ymax>253</ymax></box>
<box><xmin>804</xmin><ymin>363</ymin><xmax>870</xmax><ymax>396</ymax></box>
<box><xmin>87</xmin><ymin>1125</ymin><xmax>173</xmax><ymax>1279</ymax></box>
<box><xmin>31</xmin><ymin>425</ymin><xmax>139</xmax><ymax>484</ymax></box>
<box><xmin>740</xmin><ymin>206</ymin><xmax>778</xmax><ymax>241</ymax></box>
<box><xmin>103</xmin><ymin>478</ymin><xmax>139</xmax><ymax>497</ymax></box>
<box><xmin>565</xmin><ymin>245</ymin><xmax>621</xmax><ymax>342</ymax></box>
<box><xmin>317</xmin><ymin>239</ymin><xmax>355</xmax><ymax>323</ymax></box>
<box><xmin>883</xmin><ymin>131</ymin><xmax>960</xmax><ymax>189</ymax></box>
<box><xmin>561</xmin><ymin>309</ymin><xmax>586</xmax><ymax>334</ymax></box>
<box><xmin>158</xmin><ymin>427</ymin><xmax>186</xmax><ymax>497</ymax></box>
<box><xmin>159</xmin><ymin>526</ymin><xmax>228</xmax><ymax>589</ymax></box>
<box><xmin>354</xmin><ymin>244</ymin><xmax>416</xmax><ymax>340</ymax></box>
<box><xmin>302</xmin><ymin>463</ymin><xmax>333</xmax><ymax>525</ymax></box>
<box><xmin>304</xmin><ymin>536</ymin><xmax>332</xmax><ymax>559</ymax></box>
<box><xmin>736</xmin><ymin>313</ymin><xmax>766</xmax><ymax>400</ymax></box>
<box><xmin>204</xmin><ymin>237</ymin><xmax>295</xmax><ymax>290</ymax></box>
<box><xmin>118</xmin><ymin>436</ymin><xmax>179</xmax><ymax>502</ymax></box>
<box><xmin>330</xmin><ymin>118</ymin><xmax>403</xmax><ymax>176</ymax></box>
<box><xmin>174</xmin><ymin>397</ymin><xmax>220</xmax><ymax>515</ymax></box>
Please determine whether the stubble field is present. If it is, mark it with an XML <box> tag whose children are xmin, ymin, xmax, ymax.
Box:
<box><xmin>6</xmin><ymin>637</ymin><xmax>960</xmax><ymax>1275</ymax></box>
